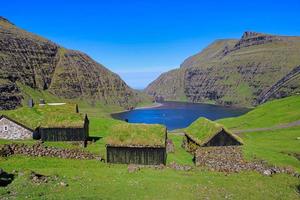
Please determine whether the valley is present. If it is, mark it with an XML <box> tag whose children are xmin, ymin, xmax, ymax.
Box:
<box><xmin>0</xmin><ymin>15</ymin><xmax>300</xmax><ymax>200</ymax></box>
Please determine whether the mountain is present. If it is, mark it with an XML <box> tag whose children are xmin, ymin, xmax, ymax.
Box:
<box><xmin>145</xmin><ymin>32</ymin><xmax>300</xmax><ymax>107</ymax></box>
<box><xmin>0</xmin><ymin>17</ymin><xmax>142</xmax><ymax>110</ymax></box>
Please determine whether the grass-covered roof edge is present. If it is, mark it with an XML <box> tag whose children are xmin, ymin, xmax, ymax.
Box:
<box><xmin>0</xmin><ymin>115</ymin><xmax>34</xmax><ymax>132</ymax></box>
<box><xmin>184</xmin><ymin>117</ymin><xmax>243</xmax><ymax>146</ymax></box>
<box><xmin>106</xmin><ymin>123</ymin><xmax>167</xmax><ymax>148</ymax></box>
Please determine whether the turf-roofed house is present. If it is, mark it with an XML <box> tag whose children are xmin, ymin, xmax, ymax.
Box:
<box><xmin>0</xmin><ymin>115</ymin><xmax>34</xmax><ymax>140</ymax></box>
<box><xmin>106</xmin><ymin>123</ymin><xmax>167</xmax><ymax>165</ymax></box>
<box><xmin>0</xmin><ymin>103</ymin><xmax>89</xmax><ymax>144</ymax></box>
<box><xmin>183</xmin><ymin>117</ymin><xmax>243</xmax><ymax>153</ymax></box>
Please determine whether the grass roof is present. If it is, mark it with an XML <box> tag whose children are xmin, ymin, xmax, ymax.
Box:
<box><xmin>106</xmin><ymin>123</ymin><xmax>166</xmax><ymax>147</ymax></box>
<box><xmin>0</xmin><ymin>104</ymin><xmax>85</xmax><ymax>129</ymax></box>
<box><xmin>184</xmin><ymin>117</ymin><xmax>243</xmax><ymax>146</ymax></box>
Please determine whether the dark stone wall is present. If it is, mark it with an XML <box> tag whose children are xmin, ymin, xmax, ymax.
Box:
<box><xmin>107</xmin><ymin>146</ymin><xmax>166</xmax><ymax>165</ymax></box>
<box><xmin>0</xmin><ymin>143</ymin><xmax>95</xmax><ymax>159</ymax></box>
<box><xmin>203</xmin><ymin>130</ymin><xmax>242</xmax><ymax>147</ymax></box>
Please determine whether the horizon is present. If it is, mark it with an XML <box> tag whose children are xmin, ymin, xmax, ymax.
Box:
<box><xmin>1</xmin><ymin>0</ymin><xmax>300</xmax><ymax>89</ymax></box>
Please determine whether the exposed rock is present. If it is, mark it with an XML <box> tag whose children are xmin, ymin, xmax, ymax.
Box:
<box><xmin>0</xmin><ymin>79</ymin><xmax>22</xmax><ymax>110</ymax></box>
<box><xmin>30</xmin><ymin>172</ymin><xmax>49</xmax><ymax>184</ymax></box>
<box><xmin>0</xmin><ymin>17</ymin><xmax>142</xmax><ymax>110</ymax></box>
<box><xmin>128</xmin><ymin>164</ymin><xmax>140</xmax><ymax>173</ymax></box>
<box><xmin>59</xmin><ymin>181</ymin><xmax>68</xmax><ymax>187</ymax></box>
<box><xmin>231</xmin><ymin>32</ymin><xmax>282</xmax><ymax>52</ymax></box>
<box><xmin>146</xmin><ymin>32</ymin><xmax>300</xmax><ymax>107</ymax></box>
<box><xmin>0</xmin><ymin>142</ymin><xmax>96</xmax><ymax>160</ymax></box>
<box><xmin>166</xmin><ymin>139</ymin><xmax>175</xmax><ymax>153</ymax></box>
<box><xmin>257</xmin><ymin>65</ymin><xmax>300</xmax><ymax>104</ymax></box>
<box><xmin>0</xmin><ymin>144</ymin><xmax>14</xmax><ymax>157</ymax></box>
<box><xmin>263</xmin><ymin>169</ymin><xmax>272</xmax><ymax>176</ymax></box>
<box><xmin>146</xmin><ymin>69</ymin><xmax>186</xmax><ymax>101</ymax></box>
<box><xmin>195</xmin><ymin>146</ymin><xmax>296</xmax><ymax>175</ymax></box>
<box><xmin>0</xmin><ymin>16</ymin><xmax>14</xmax><ymax>25</ymax></box>
<box><xmin>168</xmin><ymin>162</ymin><xmax>192</xmax><ymax>171</ymax></box>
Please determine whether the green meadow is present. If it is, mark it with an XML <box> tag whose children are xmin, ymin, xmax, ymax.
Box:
<box><xmin>0</xmin><ymin>94</ymin><xmax>300</xmax><ymax>199</ymax></box>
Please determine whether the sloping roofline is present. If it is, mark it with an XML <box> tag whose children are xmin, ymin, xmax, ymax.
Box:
<box><xmin>0</xmin><ymin>115</ymin><xmax>34</xmax><ymax>132</ymax></box>
<box><xmin>184</xmin><ymin>118</ymin><xmax>243</xmax><ymax>146</ymax></box>
<box><xmin>186</xmin><ymin>127</ymin><xmax>243</xmax><ymax>146</ymax></box>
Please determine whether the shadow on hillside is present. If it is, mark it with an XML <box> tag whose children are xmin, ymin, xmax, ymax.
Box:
<box><xmin>88</xmin><ymin>136</ymin><xmax>102</xmax><ymax>142</ymax></box>
<box><xmin>0</xmin><ymin>171</ymin><xmax>14</xmax><ymax>187</ymax></box>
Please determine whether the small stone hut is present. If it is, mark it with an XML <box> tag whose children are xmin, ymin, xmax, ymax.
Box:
<box><xmin>0</xmin><ymin>104</ymin><xmax>89</xmax><ymax>143</ymax></box>
<box><xmin>106</xmin><ymin>123</ymin><xmax>167</xmax><ymax>165</ymax></box>
<box><xmin>0</xmin><ymin>115</ymin><xmax>34</xmax><ymax>140</ymax></box>
<box><xmin>183</xmin><ymin>117</ymin><xmax>243</xmax><ymax>153</ymax></box>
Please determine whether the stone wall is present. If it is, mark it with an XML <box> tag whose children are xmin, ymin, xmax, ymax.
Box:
<box><xmin>0</xmin><ymin>117</ymin><xmax>32</xmax><ymax>140</ymax></box>
<box><xmin>0</xmin><ymin>143</ymin><xmax>97</xmax><ymax>160</ymax></box>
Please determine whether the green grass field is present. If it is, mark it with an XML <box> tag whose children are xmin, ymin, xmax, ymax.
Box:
<box><xmin>1</xmin><ymin>96</ymin><xmax>300</xmax><ymax>199</ymax></box>
<box><xmin>218</xmin><ymin>95</ymin><xmax>300</xmax><ymax>130</ymax></box>
<box><xmin>1</xmin><ymin>157</ymin><xmax>299</xmax><ymax>200</ymax></box>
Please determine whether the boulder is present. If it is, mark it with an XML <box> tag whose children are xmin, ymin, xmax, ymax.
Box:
<box><xmin>128</xmin><ymin>165</ymin><xmax>140</xmax><ymax>173</ymax></box>
<box><xmin>0</xmin><ymin>145</ymin><xmax>14</xmax><ymax>157</ymax></box>
<box><xmin>166</xmin><ymin>139</ymin><xmax>175</xmax><ymax>153</ymax></box>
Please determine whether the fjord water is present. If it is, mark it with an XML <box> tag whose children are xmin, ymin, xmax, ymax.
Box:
<box><xmin>112</xmin><ymin>102</ymin><xmax>250</xmax><ymax>130</ymax></box>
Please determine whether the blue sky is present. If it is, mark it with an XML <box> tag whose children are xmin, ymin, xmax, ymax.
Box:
<box><xmin>1</xmin><ymin>0</ymin><xmax>300</xmax><ymax>89</ymax></box>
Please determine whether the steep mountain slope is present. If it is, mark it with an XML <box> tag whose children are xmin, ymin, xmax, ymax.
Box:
<box><xmin>145</xmin><ymin>32</ymin><xmax>300</xmax><ymax>107</ymax></box>
<box><xmin>0</xmin><ymin>17</ymin><xmax>141</xmax><ymax>110</ymax></box>
<box><xmin>145</xmin><ymin>69</ymin><xmax>186</xmax><ymax>101</ymax></box>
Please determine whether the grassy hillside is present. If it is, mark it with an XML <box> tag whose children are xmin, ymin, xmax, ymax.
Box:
<box><xmin>215</xmin><ymin>95</ymin><xmax>300</xmax><ymax>172</ymax></box>
<box><xmin>1</xmin><ymin>157</ymin><xmax>299</xmax><ymax>199</ymax></box>
<box><xmin>218</xmin><ymin>95</ymin><xmax>300</xmax><ymax>130</ymax></box>
<box><xmin>242</xmin><ymin>127</ymin><xmax>300</xmax><ymax>172</ymax></box>
<box><xmin>0</xmin><ymin>17</ymin><xmax>147</xmax><ymax>110</ymax></box>
<box><xmin>145</xmin><ymin>69</ymin><xmax>187</xmax><ymax>101</ymax></box>
<box><xmin>146</xmin><ymin>32</ymin><xmax>300</xmax><ymax>107</ymax></box>
<box><xmin>1</xmin><ymin>93</ymin><xmax>300</xmax><ymax>199</ymax></box>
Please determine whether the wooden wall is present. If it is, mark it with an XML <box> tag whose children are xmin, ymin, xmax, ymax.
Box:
<box><xmin>39</xmin><ymin>127</ymin><xmax>88</xmax><ymax>141</ymax></box>
<box><xmin>107</xmin><ymin>146</ymin><xmax>166</xmax><ymax>165</ymax></box>
<box><xmin>37</xmin><ymin>117</ymin><xmax>89</xmax><ymax>141</ymax></box>
<box><xmin>203</xmin><ymin>130</ymin><xmax>242</xmax><ymax>146</ymax></box>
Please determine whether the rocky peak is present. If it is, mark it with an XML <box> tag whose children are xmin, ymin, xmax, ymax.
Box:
<box><xmin>241</xmin><ymin>31</ymin><xmax>262</xmax><ymax>39</ymax></box>
<box><xmin>231</xmin><ymin>31</ymin><xmax>281</xmax><ymax>51</ymax></box>
<box><xmin>0</xmin><ymin>17</ymin><xmax>14</xmax><ymax>25</ymax></box>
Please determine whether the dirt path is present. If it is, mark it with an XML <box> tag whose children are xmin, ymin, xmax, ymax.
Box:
<box><xmin>233</xmin><ymin>120</ymin><xmax>300</xmax><ymax>134</ymax></box>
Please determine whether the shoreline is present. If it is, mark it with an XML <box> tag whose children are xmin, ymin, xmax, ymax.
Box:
<box><xmin>110</xmin><ymin>102</ymin><xmax>164</xmax><ymax>116</ymax></box>
<box><xmin>134</xmin><ymin>102</ymin><xmax>163</xmax><ymax>110</ymax></box>
<box><xmin>110</xmin><ymin>100</ymin><xmax>251</xmax><ymax>116</ymax></box>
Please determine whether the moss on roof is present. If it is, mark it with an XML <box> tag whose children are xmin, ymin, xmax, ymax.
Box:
<box><xmin>184</xmin><ymin>117</ymin><xmax>243</xmax><ymax>146</ymax></box>
<box><xmin>0</xmin><ymin>104</ymin><xmax>85</xmax><ymax>129</ymax></box>
<box><xmin>106</xmin><ymin>123</ymin><xmax>166</xmax><ymax>147</ymax></box>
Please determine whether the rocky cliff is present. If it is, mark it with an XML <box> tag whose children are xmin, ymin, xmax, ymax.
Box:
<box><xmin>145</xmin><ymin>32</ymin><xmax>300</xmax><ymax>107</ymax></box>
<box><xmin>0</xmin><ymin>17</ymin><xmax>141</xmax><ymax>110</ymax></box>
